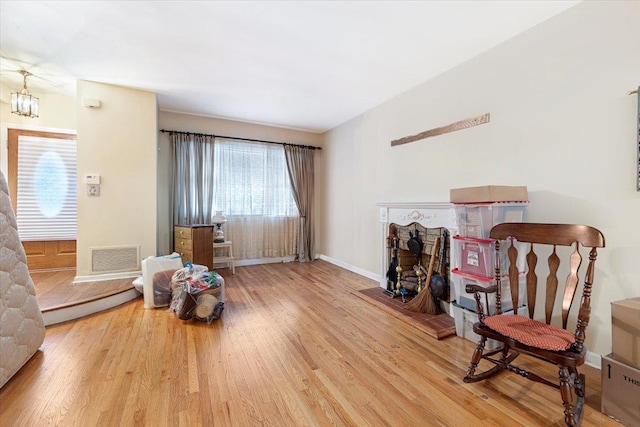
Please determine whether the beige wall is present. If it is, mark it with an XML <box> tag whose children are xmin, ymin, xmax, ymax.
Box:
<box><xmin>0</xmin><ymin>82</ymin><xmax>76</xmax><ymax>174</ymax></box>
<box><xmin>1</xmin><ymin>80</ymin><xmax>323</xmax><ymax>273</ymax></box>
<box><xmin>320</xmin><ymin>1</ymin><xmax>640</xmax><ymax>356</ymax></box>
<box><xmin>157</xmin><ymin>111</ymin><xmax>323</xmax><ymax>255</ymax></box>
<box><xmin>76</xmin><ymin>81</ymin><xmax>158</xmax><ymax>276</ymax></box>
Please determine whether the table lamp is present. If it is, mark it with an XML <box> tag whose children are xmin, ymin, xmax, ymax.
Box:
<box><xmin>212</xmin><ymin>211</ymin><xmax>227</xmax><ymax>243</ymax></box>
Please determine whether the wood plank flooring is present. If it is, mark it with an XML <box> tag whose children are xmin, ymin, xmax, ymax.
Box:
<box><xmin>30</xmin><ymin>269</ymin><xmax>134</xmax><ymax>311</ymax></box>
<box><xmin>0</xmin><ymin>260</ymin><xmax>618</xmax><ymax>426</ymax></box>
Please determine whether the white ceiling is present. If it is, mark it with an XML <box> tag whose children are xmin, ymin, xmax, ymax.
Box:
<box><xmin>0</xmin><ymin>1</ymin><xmax>580</xmax><ymax>133</ymax></box>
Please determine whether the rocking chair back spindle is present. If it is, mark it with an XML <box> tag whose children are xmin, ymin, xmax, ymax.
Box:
<box><xmin>463</xmin><ymin>223</ymin><xmax>605</xmax><ymax>427</ymax></box>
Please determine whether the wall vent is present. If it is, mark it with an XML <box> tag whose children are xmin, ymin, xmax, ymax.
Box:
<box><xmin>90</xmin><ymin>245</ymin><xmax>140</xmax><ymax>273</ymax></box>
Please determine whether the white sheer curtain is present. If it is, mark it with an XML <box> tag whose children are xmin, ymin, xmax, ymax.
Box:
<box><xmin>213</xmin><ymin>138</ymin><xmax>299</xmax><ymax>260</ymax></box>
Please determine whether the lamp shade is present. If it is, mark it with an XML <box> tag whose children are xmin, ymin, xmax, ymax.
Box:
<box><xmin>212</xmin><ymin>211</ymin><xmax>227</xmax><ymax>224</ymax></box>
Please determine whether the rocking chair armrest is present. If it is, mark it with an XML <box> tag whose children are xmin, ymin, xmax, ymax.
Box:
<box><xmin>465</xmin><ymin>284</ymin><xmax>497</xmax><ymax>294</ymax></box>
<box><xmin>464</xmin><ymin>284</ymin><xmax>497</xmax><ymax>318</ymax></box>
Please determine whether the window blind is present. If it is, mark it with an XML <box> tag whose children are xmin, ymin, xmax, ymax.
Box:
<box><xmin>16</xmin><ymin>135</ymin><xmax>77</xmax><ymax>241</ymax></box>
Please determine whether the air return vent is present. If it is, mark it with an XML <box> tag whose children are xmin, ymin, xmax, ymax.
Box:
<box><xmin>90</xmin><ymin>245</ymin><xmax>140</xmax><ymax>273</ymax></box>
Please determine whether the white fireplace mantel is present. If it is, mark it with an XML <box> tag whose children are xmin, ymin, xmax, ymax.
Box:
<box><xmin>375</xmin><ymin>201</ymin><xmax>458</xmax><ymax>291</ymax></box>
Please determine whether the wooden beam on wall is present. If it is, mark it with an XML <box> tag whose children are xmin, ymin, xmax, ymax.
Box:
<box><xmin>391</xmin><ymin>113</ymin><xmax>490</xmax><ymax>147</ymax></box>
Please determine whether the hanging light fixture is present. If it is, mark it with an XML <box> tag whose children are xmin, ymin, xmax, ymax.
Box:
<box><xmin>11</xmin><ymin>70</ymin><xmax>39</xmax><ymax>118</ymax></box>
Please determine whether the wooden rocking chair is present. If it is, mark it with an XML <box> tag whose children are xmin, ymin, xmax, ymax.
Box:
<box><xmin>463</xmin><ymin>223</ymin><xmax>605</xmax><ymax>426</ymax></box>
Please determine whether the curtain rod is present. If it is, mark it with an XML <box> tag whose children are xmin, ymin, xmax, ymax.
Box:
<box><xmin>160</xmin><ymin>129</ymin><xmax>321</xmax><ymax>150</ymax></box>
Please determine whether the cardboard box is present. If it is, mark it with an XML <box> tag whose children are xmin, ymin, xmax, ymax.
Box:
<box><xmin>450</xmin><ymin>185</ymin><xmax>528</xmax><ymax>203</ymax></box>
<box><xmin>601</xmin><ymin>354</ymin><xmax>640</xmax><ymax>426</ymax></box>
<box><xmin>611</xmin><ymin>297</ymin><xmax>640</xmax><ymax>370</ymax></box>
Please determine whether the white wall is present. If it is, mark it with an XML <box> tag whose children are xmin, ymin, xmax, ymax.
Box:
<box><xmin>157</xmin><ymin>111</ymin><xmax>323</xmax><ymax>255</ymax></box>
<box><xmin>320</xmin><ymin>1</ymin><xmax>640</xmax><ymax>356</ymax></box>
<box><xmin>76</xmin><ymin>81</ymin><xmax>158</xmax><ymax>276</ymax></box>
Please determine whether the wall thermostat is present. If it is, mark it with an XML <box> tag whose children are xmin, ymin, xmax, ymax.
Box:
<box><xmin>84</xmin><ymin>174</ymin><xmax>101</xmax><ymax>185</ymax></box>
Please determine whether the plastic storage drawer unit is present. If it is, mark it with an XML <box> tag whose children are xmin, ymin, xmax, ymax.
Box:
<box><xmin>451</xmin><ymin>268</ymin><xmax>525</xmax><ymax>313</ymax></box>
<box><xmin>453</xmin><ymin>235</ymin><xmax>494</xmax><ymax>278</ymax></box>
<box><xmin>452</xmin><ymin>302</ymin><xmax>501</xmax><ymax>350</ymax></box>
<box><xmin>454</xmin><ymin>202</ymin><xmax>529</xmax><ymax>239</ymax></box>
<box><xmin>452</xmin><ymin>302</ymin><xmax>527</xmax><ymax>350</ymax></box>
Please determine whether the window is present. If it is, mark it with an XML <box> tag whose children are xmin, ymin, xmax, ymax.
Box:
<box><xmin>213</xmin><ymin>138</ymin><xmax>298</xmax><ymax>217</ymax></box>
<box><xmin>171</xmin><ymin>134</ymin><xmax>300</xmax><ymax>260</ymax></box>
<box><xmin>15</xmin><ymin>135</ymin><xmax>77</xmax><ymax>241</ymax></box>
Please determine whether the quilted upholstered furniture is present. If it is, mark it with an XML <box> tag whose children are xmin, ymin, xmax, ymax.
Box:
<box><xmin>0</xmin><ymin>171</ymin><xmax>45</xmax><ymax>389</ymax></box>
<box><xmin>462</xmin><ymin>223</ymin><xmax>605</xmax><ymax>427</ymax></box>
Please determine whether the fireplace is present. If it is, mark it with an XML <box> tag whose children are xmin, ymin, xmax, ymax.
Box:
<box><xmin>376</xmin><ymin>202</ymin><xmax>458</xmax><ymax>310</ymax></box>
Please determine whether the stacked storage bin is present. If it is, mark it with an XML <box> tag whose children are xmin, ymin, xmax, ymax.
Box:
<box><xmin>450</xmin><ymin>200</ymin><xmax>529</xmax><ymax>347</ymax></box>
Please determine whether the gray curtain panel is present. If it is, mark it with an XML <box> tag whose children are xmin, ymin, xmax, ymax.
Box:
<box><xmin>284</xmin><ymin>145</ymin><xmax>315</xmax><ymax>262</ymax></box>
<box><xmin>169</xmin><ymin>132</ymin><xmax>216</xmax><ymax>248</ymax></box>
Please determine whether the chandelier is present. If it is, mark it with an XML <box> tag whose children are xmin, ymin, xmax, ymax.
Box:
<box><xmin>11</xmin><ymin>70</ymin><xmax>39</xmax><ymax>118</ymax></box>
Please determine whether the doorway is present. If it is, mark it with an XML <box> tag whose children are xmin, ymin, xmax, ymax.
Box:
<box><xmin>7</xmin><ymin>128</ymin><xmax>77</xmax><ymax>270</ymax></box>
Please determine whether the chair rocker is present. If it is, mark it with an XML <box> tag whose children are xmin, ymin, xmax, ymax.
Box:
<box><xmin>462</xmin><ymin>223</ymin><xmax>605</xmax><ymax>427</ymax></box>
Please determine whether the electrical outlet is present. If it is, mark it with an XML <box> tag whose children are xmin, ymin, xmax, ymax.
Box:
<box><xmin>87</xmin><ymin>184</ymin><xmax>100</xmax><ymax>197</ymax></box>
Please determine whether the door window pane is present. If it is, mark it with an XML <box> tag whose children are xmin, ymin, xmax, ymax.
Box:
<box><xmin>16</xmin><ymin>135</ymin><xmax>77</xmax><ymax>241</ymax></box>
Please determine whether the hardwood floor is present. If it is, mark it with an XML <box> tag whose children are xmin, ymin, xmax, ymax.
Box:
<box><xmin>30</xmin><ymin>269</ymin><xmax>134</xmax><ymax>311</ymax></box>
<box><xmin>0</xmin><ymin>260</ymin><xmax>617</xmax><ymax>426</ymax></box>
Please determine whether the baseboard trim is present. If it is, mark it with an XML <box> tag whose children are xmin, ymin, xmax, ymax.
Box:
<box><xmin>233</xmin><ymin>256</ymin><xmax>295</xmax><ymax>267</ymax></box>
<box><xmin>317</xmin><ymin>254</ymin><xmax>381</xmax><ymax>283</ymax></box>
<box><xmin>75</xmin><ymin>257</ymin><xmax>299</xmax><ymax>280</ymax></box>
<box><xmin>42</xmin><ymin>289</ymin><xmax>141</xmax><ymax>326</ymax></box>
<box><xmin>74</xmin><ymin>271</ymin><xmax>140</xmax><ymax>283</ymax></box>
<box><xmin>585</xmin><ymin>351</ymin><xmax>601</xmax><ymax>369</ymax></box>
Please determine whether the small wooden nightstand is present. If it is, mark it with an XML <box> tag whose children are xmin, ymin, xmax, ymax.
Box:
<box><xmin>213</xmin><ymin>241</ymin><xmax>235</xmax><ymax>274</ymax></box>
<box><xmin>174</xmin><ymin>225</ymin><xmax>214</xmax><ymax>270</ymax></box>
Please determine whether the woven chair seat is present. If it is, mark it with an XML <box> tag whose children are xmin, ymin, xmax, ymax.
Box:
<box><xmin>483</xmin><ymin>315</ymin><xmax>576</xmax><ymax>351</ymax></box>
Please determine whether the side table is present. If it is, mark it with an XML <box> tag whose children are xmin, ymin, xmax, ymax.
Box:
<box><xmin>213</xmin><ymin>241</ymin><xmax>235</xmax><ymax>274</ymax></box>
